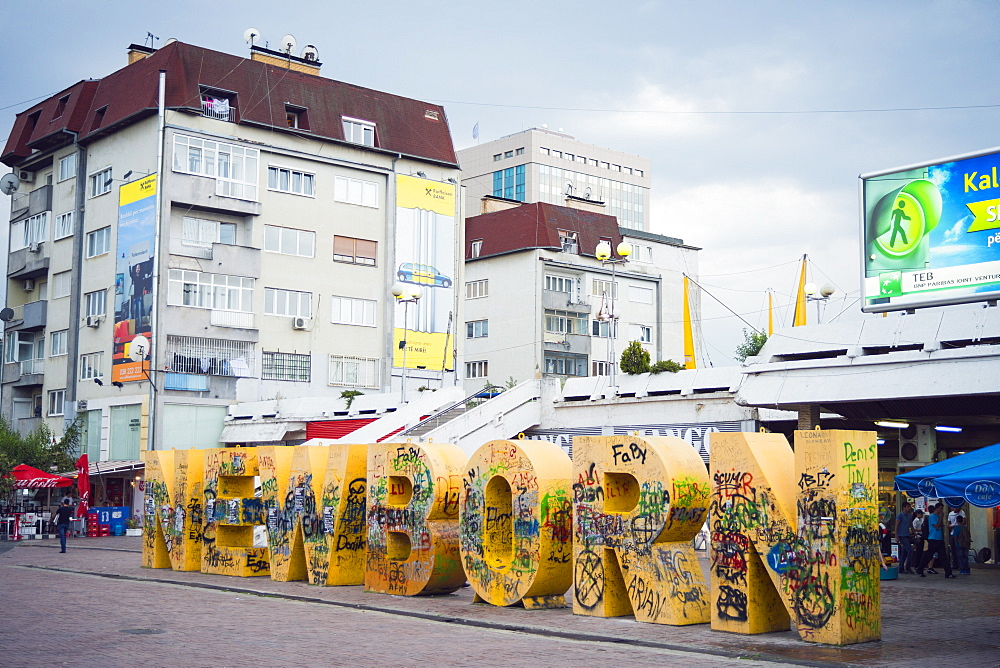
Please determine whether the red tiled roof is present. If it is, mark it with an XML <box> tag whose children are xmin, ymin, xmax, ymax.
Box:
<box><xmin>465</xmin><ymin>202</ymin><xmax>624</xmax><ymax>259</ymax></box>
<box><xmin>4</xmin><ymin>41</ymin><xmax>456</xmax><ymax>167</ymax></box>
<box><xmin>2</xmin><ymin>80</ymin><xmax>99</xmax><ymax>164</ymax></box>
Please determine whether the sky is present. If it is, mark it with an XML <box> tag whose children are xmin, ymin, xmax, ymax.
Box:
<box><xmin>2</xmin><ymin>0</ymin><xmax>999</xmax><ymax>365</ymax></box>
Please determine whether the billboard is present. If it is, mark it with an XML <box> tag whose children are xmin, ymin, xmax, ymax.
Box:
<box><xmin>862</xmin><ymin>148</ymin><xmax>1000</xmax><ymax>311</ymax></box>
<box><xmin>113</xmin><ymin>175</ymin><xmax>157</xmax><ymax>382</ymax></box>
<box><xmin>393</xmin><ymin>175</ymin><xmax>456</xmax><ymax>371</ymax></box>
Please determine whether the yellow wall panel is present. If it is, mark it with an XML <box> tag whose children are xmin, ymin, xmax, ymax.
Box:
<box><xmin>141</xmin><ymin>449</ymin><xmax>204</xmax><ymax>571</ymax></box>
<box><xmin>201</xmin><ymin>448</ymin><xmax>270</xmax><ymax>577</ymax></box>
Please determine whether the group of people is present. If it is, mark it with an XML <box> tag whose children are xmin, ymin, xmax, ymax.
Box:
<box><xmin>894</xmin><ymin>501</ymin><xmax>972</xmax><ymax>577</ymax></box>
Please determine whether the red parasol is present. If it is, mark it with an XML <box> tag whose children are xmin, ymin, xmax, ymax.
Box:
<box><xmin>76</xmin><ymin>455</ymin><xmax>90</xmax><ymax>517</ymax></box>
<box><xmin>7</xmin><ymin>464</ymin><xmax>74</xmax><ymax>488</ymax></box>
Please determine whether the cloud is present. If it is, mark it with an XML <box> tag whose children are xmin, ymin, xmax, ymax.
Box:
<box><xmin>943</xmin><ymin>218</ymin><xmax>965</xmax><ymax>243</ymax></box>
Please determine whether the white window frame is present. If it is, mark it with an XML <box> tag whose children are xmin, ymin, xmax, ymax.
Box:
<box><xmin>264</xmin><ymin>225</ymin><xmax>315</xmax><ymax>258</ymax></box>
<box><xmin>80</xmin><ymin>352</ymin><xmax>104</xmax><ymax>380</ymax></box>
<box><xmin>48</xmin><ymin>389</ymin><xmax>66</xmax><ymax>416</ymax></box>
<box><xmin>342</xmin><ymin>117</ymin><xmax>376</xmax><ymax>147</ymax></box>
<box><xmin>11</xmin><ymin>212</ymin><xmax>50</xmax><ymax>251</ymax></box>
<box><xmin>52</xmin><ymin>271</ymin><xmax>72</xmax><ymax>299</ymax></box>
<box><xmin>183</xmin><ymin>216</ymin><xmax>236</xmax><ymax>248</ymax></box>
<box><xmin>333</xmin><ymin>175</ymin><xmax>379</xmax><ymax>208</ymax></box>
<box><xmin>466</xmin><ymin>360</ymin><xmax>488</xmax><ymax>379</ymax></box>
<box><xmin>592</xmin><ymin>279</ymin><xmax>618</xmax><ymax>299</ymax></box>
<box><xmin>629</xmin><ymin>244</ymin><xmax>653</xmax><ymax>264</ymax></box>
<box><xmin>328</xmin><ymin>355</ymin><xmax>380</xmax><ymax>388</ymax></box>
<box><xmin>262</xmin><ymin>351</ymin><xmax>311</xmax><ymax>382</ymax></box>
<box><xmin>592</xmin><ymin>319</ymin><xmax>618</xmax><ymax>339</ymax></box>
<box><xmin>267</xmin><ymin>165</ymin><xmax>315</xmax><ymax>197</ymax></box>
<box><xmin>49</xmin><ymin>330</ymin><xmax>68</xmax><ymax>357</ymax></box>
<box><xmin>330</xmin><ymin>296</ymin><xmax>376</xmax><ymax>327</ymax></box>
<box><xmin>629</xmin><ymin>285</ymin><xmax>654</xmax><ymax>304</ymax></box>
<box><xmin>545</xmin><ymin>275</ymin><xmax>574</xmax><ymax>293</ymax></box>
<box><xmin>89</xmin><ymin>167</ymin><xmax>112</xmax><ymax>198</ymax></box>
<box><xmin>466</xmin><ymin>320</ymin><xmax>488</xmax><ymax>338</ymax></box>
<box><xmin>55</xmin><ymin>211</ymin><xmax>74</xmax><ymax>240</ymax></box>
<box><xmin>470</xmin><ymin>239</ymin><xmax>482</xmax><ymax>258</ymax></box>
<box><xmin>86</xmin><ymin>227</ymin><xmax>111</xmax><ymax>258</ymax></box>
<box><xmin>172</xmin><ymin>134</ymin><xmax>259</xmax><ymax>202</ymax></box>
<box><xmin>466</xmin><ymin>279</ymin><xmax>488</xmax><ymax>299</ymax></box>
<box><xmin>592</xmin><ymin>360</ymin><xmax>615</xmax><ymax>376</ymax></box>
<box><xmin>85</xmin><ymin>290</ymin><xmax>106</xmax><ymax>317</ymax></box>
<box><xmin>167</xmin><ymin>270</ymin><xmax>254</xmax><ymax>312</ymax></box>
<box><xmin>58</xmin><ymin>154</ymin><xmax>76</xmax><ymax>182</ymax></box>
<box><xmin>630</xmin><ymin>324</ymin><xmax>652</xmax><ymax>344</ymax></box>
<box><xmin>264</xmin><ymin>288</ymin><xmax>312</xmax><ymax>318</ymax></box>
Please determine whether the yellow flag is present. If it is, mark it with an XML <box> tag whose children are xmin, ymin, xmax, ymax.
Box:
<box><xmin>683</xmin><ymin>276</ymin><xmax>696</xmax><ymax>369</ymax></box>
<box><xmin>768</xmin><ymin>290</ymin><xmax>774</xmax><ymax>336</ymax></box>
<box><xmin>792</xmin><ymin>255</ymin><xmax>808</xmax><ymax>327</ymax></box>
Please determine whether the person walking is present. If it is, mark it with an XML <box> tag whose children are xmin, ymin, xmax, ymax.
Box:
<box><xmin>895</xmin><ymin>502</ymin><xmax>915</xmax><ymax>573</ymax></box>
<box><xmin>948</xmin><ymin>505</ymin><xmax>967</xmax><ymax>570</ymax></box>
<box><xmin>54</xmin><ymin>498</ymin><xmax>73</xmax><ymax>553</ymax></box>
<box><xmin>918</xmin><ymin>504</ymin><xmax>955</xmax><ymax>578</ymax></box>
<box><xmin>911</xmin><ymin>509</ymin><xmax>926</xmax><ymax>571</ymax></box>
<box><xmin>953</xmin><ymin>516</ymin><xmax>971</xmax><ymax>575</ymax></box>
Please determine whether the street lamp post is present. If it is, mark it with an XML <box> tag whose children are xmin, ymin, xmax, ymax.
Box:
<box><xmin>391</xmin><ymin>282</ymin><xmax>422</xmax><ymax>404</ymax></box>
<box><xmin>595</xmin><ymin>240</ymin><xmax>631</xmax><ymax>389</ymax></box>
<box><xmin>804</xmin><ymin>282</ymin><xmax>836</xmax><ymax>324</ymax></box>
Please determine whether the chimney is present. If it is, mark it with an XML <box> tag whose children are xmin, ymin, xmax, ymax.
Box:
<box><xmin>480</xmin><ymin>195</ymin><xmax>524</xmax><ymax>215</ymax></box>
<box><xmin>250</xmin><ymin>44</ymin><xmax>321</xmax><ymax>76</ymax></box>
<box><xmin>564</xmin><ymin>194</ymin><xmax>606</xmax><ymax>214</ymax></box>
<box><xmin>127</xmin><ymin>44</ymin><xmax>156</xmax><ymax>65</ymax></box>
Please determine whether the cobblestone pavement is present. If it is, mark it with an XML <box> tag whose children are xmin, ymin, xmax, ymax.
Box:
<box><xmin>2</xmin><ymin>537</ymin><xmax>998</xmax><ymax>667</ymax></box>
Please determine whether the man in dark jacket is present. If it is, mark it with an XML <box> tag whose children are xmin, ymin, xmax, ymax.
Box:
<box><xmin>54</xmin><ymin>498</ymin><xmax>74</xmax><ymax>553</ymax></box>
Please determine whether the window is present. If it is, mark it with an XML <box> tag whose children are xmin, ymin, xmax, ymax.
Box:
<box><xmin>47</xmin><ymin>389</ymin><xmax>66</xmax><ymax>417</ymax></box>
<box><xmin>592</xmin><ymin>319</ymin><xmax>618</xmax><ymax>338</ymax></box>
<box><xmin>55</xmin><ymin>95</ymin><xmax>70</xmax><ymax>118</ymax></box>
<box><xmin>470</xmin><ymin>240</ymin><xmax>482</xmax><ymax>258</ymax></box>
<box><xmin>589</xmin><ymin>158</ymin><xmax>598</xmax><ymax>167</ymax></box>
<box><xmin>592</xmin><ymin>360</ymin><xmax>615</xmax><ymax>376</ymax></box>
<box><xmin>85</xmin><ymin>290</ymin><xmax>106</xmax><ymax>317</ymax></box>
<box><xmin>183</xmin><ymin>217</ymin><xmax>236</xmax><ymax>247</ymax></box>
<box><xmin>86</xmin><ymin>227</ymin><xmax>111</xmax><ymax>257</ymax></box>
<box><xmin>612</xmin><ymin>164</ymin><xmax>622</xmax><ymax>172</ymax></box>
<box><xmin>466</xmin><ymin>360</ymin><xmax>488</xmax><ymax>379</ymax></box>
<box><xmin>55</xmin><ymin>212</ymin><xmax>74</xmax><ymax>239</ymax></box>
<box><xmin>342</xmin><ymin>117</ymin><xmax>376</xmax><ymax>146</ymax></box>
<box><xmin>333</xmin><ymin>236</ymin><xmax>377</xmax><ymax>266</ymax></box>
<box><xmin>264</xmin><ymin>225</ymin><xmax>315</xmax><ymax>257</ymax></box>
<box><xmin>466</xmin><ymin>320</ymin><xmax>488</xmax><ymax>338</ymax></box>
<box><xmin>262</xmin><ymin>352</ymin><xmax>311</xmax><ymax>382</ymax></box>
<box><xmin>264</xmin><ymin>288</ymin><xmax>312</xmax><ymax>318</ymax></box>
<box><xmin>58</xmin><ymin>154</ymin><xmax>76</xmax><ymax>182</ymax></box>
<box><xmin>544</xmin><ymin>354</ymin><xmax>587</xmax><ymax>376</ymax></box>
<box><xmin>89</xmin><ymin>167</ymin><xmax>112</xmax><ymax>197</ymax></box>
<box><xmin>516</xmin><ymin>147</ymin><xmax>524</xmax><ymax>156</ymax></box>
<box><xmin>493</xmin><ymin>154</ymin><xmax>502</xmax><ymax>162</ymax></box>
<box><xmin>172</xmin><ymin>134</ymin><xmax>259</xmax><ymax>201</ymax></box>
<box><xmin>629</xmin><ymin>244</ymin><xmax>653</xmax><ymax>264</ymax></box>
<box><xmin>630</xmin><ymin>324</ymin><xmax>652</xmax><ymax>343</ymax></box>
<box><xmin>635</xmin><ymin>169</ymin><xmax>644</xmax><ymax>177</ymax></box>
<box><xmin>167</xmin><ymin>270</ymin><xmax>254</xmax><ymax>312</ymax></box>
<box><xmin>5</xmin><ymin>331</ymin><xmax>44</xmax><ymax>366</ymax></box>
<box><xmin>544</xmin><ymin>309</ymin><xmax>587</xmax><ymax>335</ymax></box>
<box><xmin>491</xmin><ymin>165</ymin><xmax>525</xmax><ymax>201</ymax></box>
<box><xmin>334</xmin><ymin>175</ymin><xmax>379</xmax><ymax>207</ymax></box>
<box><xmin>284</xmin><ymin>105</ymin><xmax>308</xmax><ymax>130</ymax></box>
<box><xmin>201</xmin><ymin>93</ymin><xmax>234</xmax><ymax>120</ymax></box>
<box><xmin>466</xmin><ymin>279</ymin><xmax>488</xmax><ymax>299</ymax></box>
<box><xmin>565</xmin><ymin>153</ymin><xmax>575</xmax><ymax>162</ymax></box>
<box><xmin>90</xmin><ymin>106</ymin><xmax>107</xmax><ymax>132</ymax></box>
<box><xmin>329</xmin><ymin>355</ymin><xmax>380</xmax><ymax>387</ymax></box>
<box><xmin>629</xmin><ymin>285</ymin><xmax>654</xmax><ymax>304</ymax></box>
<box><xmin>331</xmin><ymin>296</ymin><xmax>376</xmax><ymax>327</ymax></box>
<box><xmin>52</xmin><ymin>272</ymin><xmax>72</xmax><ymax>299</ymax></box>
<box><xmin>545</xmin><ymin>275</ymin><xmax>574</xmax><ymax>293</ymax></box>
<box><xmin>10</xmin><ymin>212</ymin><xmax>50</xmax><ymax>250</ymax></box>
<box><xmin>267</xmin><ymin>166</ymin><xmax>315</xmax><ymax>196</ymax></box>
<box><xmin>165</xmin><ymin>335</ymin><xmax>255</xmax><ymax>377</ymax></box>
<box><xmin>592</xmin><ymin>279</ymin><xmax>618</xmax><ymax>299</ymax></box>
<box><xmin>600</xmin><ymin>161</ymin><xmax>610</xmax><ymax>169</ymax></box>
<box><xmin>558</xmin><ymin>230</ymin><xmax>578</xmax><ymax>254</ymax></box>
<box><xmin>625</xmin><ymin>167</ymin><xmax>633</xmax><ymax>175</ymax></box>
<box><xmin>80</xmin><ymin>352</ymin><xmax>104</xmax><ymax>380</ymax></box>
<box><xmin>540</xmin><ymin>147</ymin><xmax>550</xmax><ymax>156</ymax></box>
<box><xmin>504</xmin><ymin>150</ymin><xmax>514</xmax><ymax>159</ymax></box>
<box><xmin>50</xmin><ymin>330</ymin><xmax>68</xmax><ymax>357</ymax></box>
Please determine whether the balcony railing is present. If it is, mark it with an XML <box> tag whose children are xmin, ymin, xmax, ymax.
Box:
<box><xmin>210</xmin><ymin>310</ymin><xmax>255</xmax><ymax>329</ymax></box>
<box><xmin>11</xmin><ymin>192</ymin><xmax>29</xmax><ymax>215</ymax></box>
<box><xmin>201</xmin><ymin>98</ymin><xmax>236</xmax><ymax>122</ymax></box>
<box><xmin>20</xmin><ymin>358</ymin><xmax>44</xmax><ymax>375</ymax></box>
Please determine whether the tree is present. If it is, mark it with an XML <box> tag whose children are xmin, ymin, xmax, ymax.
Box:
<box><xmin>650</xmin><ymin>359</ymin><xmax>684</xmax><ymax>374</ymax></box>
<box><xmin>734</xmin><ymin>328</ymin><xmax>768</xmax><ymax>363</ymax></box>
<box><xmin>0</xmin><ymin>417</ymin><xmax>81</xmax><ymax>499</ymax></box>
<box><xmin>620</xmin><ymin>340</ymin><xmax>651</xmax><ymax>375</ymax></box>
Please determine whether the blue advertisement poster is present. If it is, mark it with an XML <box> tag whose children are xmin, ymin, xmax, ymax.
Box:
<box><xmin>113</xmin><ymin>175</ymin><xmax>157</xmax><ymax>382</ymax></box>
<box><xmin>862</xmin><ymin>149</ymin><xmax>1000</xmax><ymax>312</ymax></box>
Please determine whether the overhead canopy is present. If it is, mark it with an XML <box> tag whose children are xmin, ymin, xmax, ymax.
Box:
<box><xmin>218</xmin><ymin>421</ymin><xmax>304</xmax><ymax>444</ymax></box>
<box><xmin>7</xmin><ymin>464</ymin><xmax>74</xmax><ymax>488</ymax></box>
<box><xmin>894</xmin><ymin>442</ymin><xmax>1000</xmax><ymax>507</ymax></box>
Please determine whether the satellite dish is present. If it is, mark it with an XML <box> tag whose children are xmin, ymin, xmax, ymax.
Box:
<box><xmin>164</xmin><ymin>37</ymin><xmax>177</xmax><ymax>46</ymax></box>
<box><xmin>129</xmin><ymin>334</ymin><xmax>150</xmax><ymax>362</ymax></box>
<box><xmin>280</xmin><ymin>34</ymin><xmax>297</xmax><ymax>54</ymax></box>
<box><xmin>301</xmin><ymin>44</ymin><xmax>319</xmax><ymax>61</ymax></box>
<box><xmin>243</xmin><ymin>27</ymin><xmax>261</xmax><ymax>45</ymax></box>
<box><xmin>0</xmin><ymin>308</ymin><xmax>14</xmax><ymax>322</ymax></box>
<box><xmin>0</xmin><ymin>173</ymin><xmax>19</xmax><ymax>196</ymax></box>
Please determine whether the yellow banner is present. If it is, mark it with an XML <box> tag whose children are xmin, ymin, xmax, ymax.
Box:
<box><xmin>965</xmin><ymin>198</ymin><xmax>1000</xmax><ymax>232</ymax></box>
<box><xmin>396</xmin><ymin>174</ymin><xmax>455</xmax><ymax>216</ymax></box>
<box><xmin>392</xmin><ymin>329</ymin><xmax>450</xmax><ymax>370</ymax></box>
<box><xmin>119</xmin><ymin>174</ymin><xmax>158</xmax><ymax>207</ymax></box>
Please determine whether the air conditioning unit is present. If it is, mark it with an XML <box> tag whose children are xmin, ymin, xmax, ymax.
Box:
<box><xmin>28</xmin><ymin>242</ymin><xmax>40</xmax><ymax>253</ymax></box>
<box><xmin>86</xmin><ymin>315</ymin><xmax>101</xmax><ymax>328</ymax></box>
<box><xmin>22</xmin><ymin>278</ymin><xmax>34</xmax><ymax>292</ymax></box>
<box><xmin>18</xmin><ymin>170</ymin><xmax>34</xmax><ymax>183</ymax></box>
<box><xmin>76</xmin><ymin>399</ymin><xmax>88</xmax><ymax>411</ymax></box>
<box><xmin>292</xmin><ymin>316</ymin><xmax>311</xmax><ymax>330</ymax></box>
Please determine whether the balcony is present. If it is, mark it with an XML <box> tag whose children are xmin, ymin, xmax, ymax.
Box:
<box><xmin>10</xmin><ymin>185</ymin><xmax>52</xmax><ymax>222</ymax></box>
<box><xmin>211</xmin><ymin>310</ymin><xmax>255</xmax><ymax>329</ymax></box>
<box><xmin>201</xmin><ymin>97</ymin><xmax>236</xmax><ymax>122</ymax></box>
<box><xmin>4</xmin><ymin>300</ymin><xmax>47</xmax><ymax>332</ymax></box>
<box><xmin>8</xmin><ymin>243</ymin><xmax>50</xmax><ymax>280</ymax></box>
<box><xmin>166</xmin><ymin>171</ymin><xmax>261</xmax><ymax>217</ymax></box>
<box><xmin>10</xmin><ymin>192</ymin><xmax>29</xmax><ymax>216</ymax></box>
<box><xmin>2</xmin><ymin>360</ymin><xmax>43</xmax><ymax>386</ymax></box>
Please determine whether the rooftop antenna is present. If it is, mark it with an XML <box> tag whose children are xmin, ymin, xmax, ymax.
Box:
<box><xmin>243</xmin><ymin>27</ymin><xmax>261</xmax><ymax>48</ymax></box>
<box><xmin>280</xmin><ymin>34</ymin><xmax>297</xmax><ymax>55</ymax></box>
<box><xmin>145</xmin><ymin>32</ymin><xmax>160</xmax><ymax>48</ymax></box>
<box><xmin>301</xmin><ymin>44</ymin><xmax>319</xmax><ymax>62</ymax></box>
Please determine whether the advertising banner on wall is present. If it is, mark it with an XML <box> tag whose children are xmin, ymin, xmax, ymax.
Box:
<box><xmin>113</xmin><ymin>175</ymin><xmax>157</xmax><ymax>382</ymax></box>
<box><xmin>862</xmin><ymin>148</ymin><xmax>1000</xmax><ymax>312</ymax></box>
<box><xmin>393</xmin><ymin>175</ymin><xmax>456</xmax><ymax>370</ymax></box>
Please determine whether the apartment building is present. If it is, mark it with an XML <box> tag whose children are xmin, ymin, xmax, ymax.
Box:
<box><xmin>457</xmin><ymin>127</ymin><xmax>651</xmax><ymax>231</ymax></box>
<box><xmin>1</xmin><ymin>40</ymin><xmax>461</xmax><ymax>458</ymax></box>
<box><xmin>462</xmin><ymin>200</ymin><xmax>699</xmax><ymax>393</ymax></box>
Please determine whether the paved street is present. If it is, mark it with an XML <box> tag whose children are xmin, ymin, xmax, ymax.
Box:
<box><xmin>2</xmin><ymin>537</ymin><xmax>998</xmax><ymax>667</ymax></box>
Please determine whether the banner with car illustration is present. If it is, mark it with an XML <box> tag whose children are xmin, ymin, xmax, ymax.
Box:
<box><xmin>113</xmin><ymin>175</ymin><xmax>157</xmax><ymax>382</ymax></box>
<box><xmin>862</xmin><ymin>148</ymin><xmax>1000</xmax><ymax>312</ymax></box>
<box><xmin>393</xmin><ymin>174</ymin><xmax>456</xmax><ymax>370</ymax></box>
